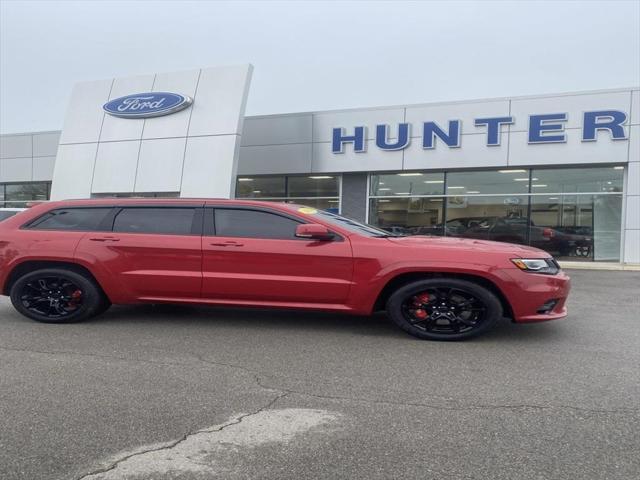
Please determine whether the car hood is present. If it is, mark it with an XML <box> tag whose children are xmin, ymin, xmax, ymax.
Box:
<box><xmin>386</xmin><ymin>235</ymin><xmax>550</xmax><ymax>258</ymax></box>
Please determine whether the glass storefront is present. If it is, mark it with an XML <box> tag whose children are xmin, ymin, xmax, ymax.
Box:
<box><xmin>236</xmin><ymin>174</ymin><xmax>340</xmax><ymax>212</ymax></box>
<box><xmin>0</xmin><ymin>182</ymin><xmax>51</xmax><ymax>207</ymax></box>
<box><xmin>91</xmin><ymin>192</ymin><xmax>180</xmax><ymax>198</ymax></box>
<box><xmin>369</xmin><ymin>166</ymin><xmax>624</xmax><ymax>262</ymax></box>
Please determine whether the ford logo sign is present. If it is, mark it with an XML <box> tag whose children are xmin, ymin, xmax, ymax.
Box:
<box><xmin>103</xmin><ymin>92</ymin><xmax>193</xmax><ymax>119</ymax></box>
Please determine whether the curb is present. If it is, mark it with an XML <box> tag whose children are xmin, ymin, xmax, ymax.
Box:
<box><xmin>559</xmin><ymin>261</ymin><xmax>640</xmax><ymax>271</ymax></box>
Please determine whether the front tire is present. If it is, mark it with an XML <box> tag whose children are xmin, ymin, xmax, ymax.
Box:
<box><xmin>386</xmin><ymin>278</ymin><xmax>502</xmax><ymax>341</ymax></box>
<box><xmin>10</xmin><ymin>268</ymin><xmax>106</xmax><ymax>323</ymax></box>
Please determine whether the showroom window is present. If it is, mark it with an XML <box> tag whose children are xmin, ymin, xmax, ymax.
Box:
<box><xmin>91</xmin><ymin>192</ymin><xmax>180</xmax><ymax>198</ymax></box>
<box><xmin>0</xmin><ymin>182</ymin><xmax>51</xmax><ymax>207</ymax></box>
<box><xmin>370</xmin><ymin>172</ymin><xmax>445</xmax><ymax>196</ymax></box>
<box><xmin>235</xmin><ymin>174</ymin><xmax>340</xmax><ymax>212</ymax></box>
<box><xmin>369</xmin><ymin>166</ymin><xmax>625</xmax><ymax>262</ymax></box>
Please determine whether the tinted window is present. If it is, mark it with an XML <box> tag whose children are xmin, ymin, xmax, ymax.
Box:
<box><xmin>113</xmin><ymin>208</ymin><xmax>196</xmax><ymax>235</ymax></box>
<box><xmin>214</xmin><ymin>209</ymin><xmax>301</xmax><ymax>239</ymax></box>
<box><xmin>30</xmin><ymin>208</ymin><xmax>112</xmax><ymax>231</ymax></box>
<box><xmin>0</xmin><ymin>211</ymin><xmax>18</xmax><ymax>221</ymax></box>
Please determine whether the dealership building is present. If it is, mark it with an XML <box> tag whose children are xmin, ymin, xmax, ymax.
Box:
<box><xmin>0</xmin><ymin>64</ymin><xmax>638</xmax><ymax>264</ymax></box>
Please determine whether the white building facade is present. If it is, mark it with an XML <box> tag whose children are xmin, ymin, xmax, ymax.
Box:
<box><xmin>1</xmin><ymin>66</ymin><xmax>638</xmax><ymax>264</ymax></box>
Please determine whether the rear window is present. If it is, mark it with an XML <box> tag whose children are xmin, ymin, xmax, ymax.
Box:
<box><xmin>113</xmin><ymin>208</ymin><xmax>196</xmax><ymax>235</ymax></box>
<box><xmin>28</xmin><ymin>208</ymin><xmax>112</xmax><ymax>231</ymax></box>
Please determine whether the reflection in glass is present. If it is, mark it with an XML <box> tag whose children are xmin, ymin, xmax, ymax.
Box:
<box><xmin>236</xmin><ymin>176</ymin><xmax>286</xmax><ymax>198</ymax></box>
<box><xmin>256</xmin><ymin>198</ymin><xmax>340</xmax><ymax>213</ymax></box>
<box><xmin>235</xmin><ymin>175</ymin><xmax>339</xmax><ymax>212</ymax></box>
<box><xmin>370</xmin><ymin>172</ymin><xmax>445</xmax><ymax>196</ymax></box>
<box><xmin>2</xmin><ymin>182</ymin><xmax>50</xmax><ymax>207</ymax></box>
<box><xmin>288</xmin><ymin>176</ymin><xmax>339</xmax><ymax>198</ymax></box>
<box><xmin>445</xmin><ymin>195</ymin><xmax>530</xmax><ymax>245</ymax></box>
<box><xmin>531</xmin><ymin>167</ymin><xmax>623</xmax><ymax>194</ymax></box>
<box><xmin>530</xmin><ymin>194</ymin><xmax>622</xmax><ymax>261</ymax></box>
<box><xmin>285</xmin><ymin>198</ymin><xmax>340</xmax><ymax>213</ymax></box>
<box><xmin>369</xmin><ymin>197</ymin><xmax>445</xmax><ymax>236</ymax></box>
<box><xmin>91</xmin><ymin>192</ymin><xmax>179</xmax><ymax>198</ymax></box>
<box><xmin>446</xmin><ymin>170</ymin><xmax>530</xmax><ymax>195</ymax></box>
<box><xmin>367</xmin><ymin>167</ymin><xmax>624</xmax><ymax>262</ymax></box>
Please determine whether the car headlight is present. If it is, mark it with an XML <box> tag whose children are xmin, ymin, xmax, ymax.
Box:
<box><xmin>511</xmin><ymin>258</ymin><xmax>560</xmax><ymax>275</ymax></box>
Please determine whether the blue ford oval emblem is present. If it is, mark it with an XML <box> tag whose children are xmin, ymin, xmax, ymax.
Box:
<box><xmin>103</xmin><ymin>92</ymin><xmax>193</xmax><ymax>118</ymax></box>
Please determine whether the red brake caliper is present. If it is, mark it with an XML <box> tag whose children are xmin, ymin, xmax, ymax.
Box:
<box><xmin>412</xmin><ymin>293</ymin><xmax>432</xmax><ymax>319</ymax></box>
<box><xmin>68</xmin><ymin>289</ymin><xmax>82</xmax><ymax>310</ymax></box>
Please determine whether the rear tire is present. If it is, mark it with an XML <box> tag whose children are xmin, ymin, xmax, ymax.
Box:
<box><xmin>10</xmin><ymin>268</ymin><xmax>106</xmax><ymax>323</ymax></box>
<box><xmin>386</xmin><ymin>278</ymin><xmax>502</xmax><ymax>341</ymax></box>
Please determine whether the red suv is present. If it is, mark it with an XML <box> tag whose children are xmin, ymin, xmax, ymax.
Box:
<box><xmin>0</xmin><ymin>199</ymin><xmax>570</xmax><ymax>340</ymax></box>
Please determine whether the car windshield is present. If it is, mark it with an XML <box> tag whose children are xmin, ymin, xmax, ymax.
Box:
<box><xmin>295</xmin><ymin>208</ymin><xmax>395</xmax><ymax>237</ymax></box>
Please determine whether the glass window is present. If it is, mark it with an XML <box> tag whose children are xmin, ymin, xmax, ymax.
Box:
<box><xmin>446</xmin><ymin>170</ymin><xmax>530</xmax><ymax>195</ymax></box>
<box><xmin>287</xmin><ymin>176</ymin><xmax>339</xmax><ymax>197</ymax></box>
<box><xmin>236</xmin><ymin>176</ymin><xmax>286</xmax><ymax>198</ymax></box>
<box><xmin>445</xmin><ymin>195</ymin><xmax>530</xmax><ymax>245</ymax></box>
<box><xmin>531</xmin><ymin>167</ymin><xmax>624</xmax><ymax>194</ymax></box>
<box><xmin>530</xmin><ymin>194</ymin><xmax>622</xmax><ymax>261</ymax></box>
<box><xmin>369</xmin><ymin>197</ymin><xmax>445</xmax><ymax>235</ymax></box>
<box><xmin>113</xmin><ymin>208</ymin><xmax>196</xmax><ymax>235</ymax></box>
<box><xmin>370</xmin><ymin>173</ymin><xmax>445</xmax><ymax>196</ymax></box>
<box><xmin>214</xmin><ymin>208</ymin><xmax>301</xmax><ymax>239</ymax></box>
<box><xmin>3</xmin><ymin>182</ymin><xmax>50</xmax><ymax>207</ymax></box>
<box><xmin>91</xmin><ymin>192</ymin><xmax>179</xmax><ymax>198</ymax></box>
<box><xmin>285</xmin><ymin>198</ymin><xmax>340</xmax><ymax>213</ymax></box>
<box><xmin>29</xmin><ymin>208</ymin><xmax>112</xmax><ymax>231</ymax></box>
<box><xmin>0</xmin><ymin>211</ymin><xmax>19</xmax><ymax>222</ymax></box>
<box><xmin>304</xmin><ymin>210</ymin><xmax>387</xmax><ymax>237</ymax></box>
<box><xmin>366</xmin><ymin>167</ymin><xmax>623</xmax><ymax>262</ymax></box>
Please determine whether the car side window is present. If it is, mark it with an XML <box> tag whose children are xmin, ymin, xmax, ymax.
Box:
<box><xmin>27</xmin><ymin>208</ymin><xmax>112</xmax><ymax>231</ymax></box>
<box><xmin>113</xmin><ymin>208</ymin><xmax>196</xmax><ymax>235</ymax></box>
<box><xmin>213</xmin><ymin>208</ymin><xmax>301</xmax><ymax>240</ymax></box>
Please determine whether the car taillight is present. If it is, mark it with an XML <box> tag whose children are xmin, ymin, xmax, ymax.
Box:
<box><xmin>543</xmin><ymin>228</ymin><xmax>555</xmax><ymax>238</ymax></box>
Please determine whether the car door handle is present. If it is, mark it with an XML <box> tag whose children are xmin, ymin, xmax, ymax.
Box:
<box><xmin>89</xmin><ymin>237</ymin><xmax>120</xmax><ymax>242</ymax></box>
<box><xmin>209</xmin><ymin>241</ymin><xmax>244</xmax><ymax>247</ymax></box>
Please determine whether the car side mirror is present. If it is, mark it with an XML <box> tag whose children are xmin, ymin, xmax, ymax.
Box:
<box><xmin>295</xmin><ymin>223</ymin><xmax>335</xmax><ymax>241</ymax></box>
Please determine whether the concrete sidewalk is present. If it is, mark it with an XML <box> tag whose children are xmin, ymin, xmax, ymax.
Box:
<box><xmin>559</xmin><ymin>261</ymin><xmax>640</xmax><ymax>271</ymax></box>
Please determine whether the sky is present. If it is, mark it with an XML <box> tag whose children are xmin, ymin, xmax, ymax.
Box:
<box><xmin>1</xmin><ymin>0</ymin><xmax>639</xmax><ymax>134</ymax></box>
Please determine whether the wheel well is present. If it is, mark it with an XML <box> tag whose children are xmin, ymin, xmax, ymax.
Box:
<box><xmin>3</xmin><ymin>261</ymin><xmax>108</xmax><ymax>300</ymax></box>
<box><xmin>373</xmin><ymin>271</ymin><xmax>514</xmax><ymax>319</ymax></box>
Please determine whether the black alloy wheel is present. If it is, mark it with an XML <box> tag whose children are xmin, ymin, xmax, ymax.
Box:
<box><xmin>401</xmin><ymin>287</ymin><xmax>486</xmax><ymax>335</ymax></box>
<box><xmin>10</xmin><ymin>268</ymin><xmax>106</xmax><ymax>323</ymax></box>
<box><xmin>19</xmin><ymin>276</ymin><xmax>84</xmax><ymax>318</ymax></box>
<box><xmin>386</xmin><ymin>278</ymin><xmax>503</xmax><ymax>341</ymax></box>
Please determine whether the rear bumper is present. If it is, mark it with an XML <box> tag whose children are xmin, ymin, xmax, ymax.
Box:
<box><xmin>503</xmin><ymin>269</ymin><xmax>571</xmax><ymax>323</ymax></box>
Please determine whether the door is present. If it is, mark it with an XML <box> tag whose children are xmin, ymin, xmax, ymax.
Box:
<box><xmin>201</xmin><ymin>207</ymin><xmax>353</xmax><ymax>304</ymax></box>
<box><xmin>76</xmin><ymin>206</ymin><xmax>203</xmax><ymax>301</ymax></box>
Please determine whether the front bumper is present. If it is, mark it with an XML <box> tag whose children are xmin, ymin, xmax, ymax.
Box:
<box><xmin>503</xmin><ymin>268</ymin><xmax>571</xmax><ymax>323</ymax></box>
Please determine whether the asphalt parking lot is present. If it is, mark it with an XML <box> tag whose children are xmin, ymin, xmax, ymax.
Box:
<box><xmin>0</xmin><ymin>269</ymin><xmax>639</xmax><ymax>480</ymax></box>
